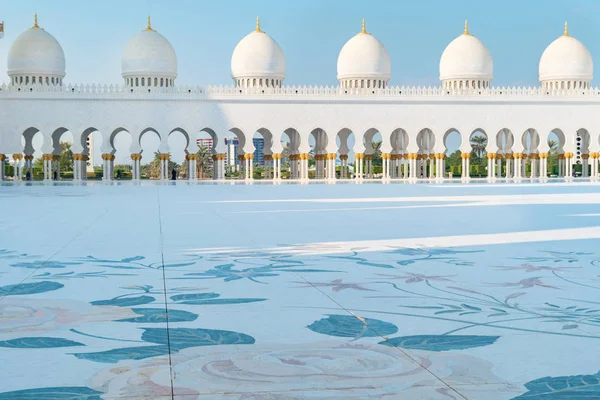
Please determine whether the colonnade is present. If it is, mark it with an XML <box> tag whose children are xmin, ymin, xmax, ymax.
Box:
<box><xmin>2</xmin><ymin>149</ymin><xmax>599</xmax><ymax>182</ymax></box>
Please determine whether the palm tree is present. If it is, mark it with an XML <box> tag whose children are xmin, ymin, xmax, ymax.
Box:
<box><xmin>196</xmin><ymin>144</ymin><xmax>212</xmax><ymax>179</ymax></box>
<box><xmin>59</xmin><ymin>141</ymin><xmax>73</xmax><ymax>172</ymax></box>
<box><xmin>281</xmin><ymin>141</ymin><xmax>291</xmax><ymax>172</ymax></box>
<box><xmin>548</xmin><ymin>139</ymin><xmax>558</xmax><ymax>153</ymax></box>
<box><xmin>148</xmin><ymin>152</ymin><xmax>161</xmax><ymax>179</ymax></box>
<box><xmin>371</xmin><ymin>140</ymin><xmax>383</xmax><ymax>166</ymax></box>
<box><xmin>470</xmin><ymin>134</ymin><xmax>488</xmax><ymax>159</ymax></box>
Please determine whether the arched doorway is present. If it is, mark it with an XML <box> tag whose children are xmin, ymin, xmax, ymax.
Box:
<box><xmin>336</xmin><ymin>128</ymin><xmax>354</xmax><ymax>179</ymax></box>
<box><xmin>390</xmin><ymin>128</ymin><xmax>408</xmax><ymax>179</ymax></box>
<box><xmin>469</xmin><ymin>129</ymin><xmax>488</xmax><ymax>178</ymax></box>
<box><xmin>139</xmin><ymin>129</ymin><xmax>161</xmax><ymax>180</ymax></box>
<box><xmin>443</xmin><ymin>128</ymin><xmax>462</xmax><ymax>178</ymax></box>
<box><xmin>109</xmin><ymin>128</ymin><xmax>133</xmax><ymax>180</ymax></box>
<box><xmin>417</xmin><ymin>128</ymin><xmax>435</xmax><ymax>179</ymax></box>
<box><xmin>281</xmin><ymin>128</ymin><xmax>301</xmax><ymax>180</ymax></box>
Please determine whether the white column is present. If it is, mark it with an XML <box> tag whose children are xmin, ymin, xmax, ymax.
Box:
<box><xmin>164</xmin><ymin>158</ymin><xmax>170</xmax><ymax>180</ymax></box>
<box><xmin>276</xmin><ymin>156</ymin><xmax>281</xmax><ymax>180</ymax></box>
<box><xmin>566</xmin><ymin>154</ymin><xmax>573</xmax><ymax>177</ymax></box>
<box><xmin>428</xmin><ymin>156</ymin><xmax>434</xmax><ymax>179</ymax></box>
<box><xmin>327</xmin><ymin>154</ymin><xmax>336</xmax><ymax>180</ymax></box>
<box><xmin>187</xmin><ymin>156</ymin><xmax>193</xmax><ymax>180</ymax></box>
<box><xmin>13</xmin><ymin>155</ymin><xmax>23</xmax><ymax>181</ymax></box>
<box><xmin>354</xmin><ymin>154</ymin><xmax>362</xmax><ymax>180</ymax></box>
<box><xmin>72</xmin><ymin>155</ymin><xmax>80</xmax><ymax>181</ymax></box>
<box><xmin>43</xmin><ymin>155</ymin><xmax>51</xmax><ymax>181</ymax></box>
<box><xmin>582</xmin><ymin>156</ymin><xmax>589</xmax><ymax>178</ymax></box>
<box><xmin>410</xmin><ymin>154</ymin><xmax>417</xmax><ymax>179</ymax></box>
<box><xmin>0</xmin><ymin>155</ymin><xmax>5</xmax><ymax>181</ymax></box>
<box><xmin>441</xmin><ymin>156</ymin><xmax>446</xmax><ymax>179</ymax></box>
<box><xmin>192</xmin><ymin>157</ymin><xmax>198</xmax><ymax>180</ymax></box>
<box><xmin>540</xmin><ymin>154</ymin><xmax>547</xmax><ymax>179</ymax></box>
<box><xmin>102</xmin><ymin>155</ymin><xmax>113</xmax><ymax>181</ymax></box>
<box><xmin>487</xmin><ymin>156</ymin><xmax>493</xmax><ymax>178</ymax></box>
<box><xmin>131</xmin><ymin>154</ymin><xmax>141</xmax><ymax>180</ymax></box>
<box><xmin>109</xmin><ymin>157</ymin><xmax>115</xmax><ymax>181</ymax></box>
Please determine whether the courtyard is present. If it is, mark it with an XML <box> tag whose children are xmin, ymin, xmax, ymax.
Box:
<box><xmin>1</xmin><ymin>180</ymin><xmax>600</xmax><ymax>399</ymax></box>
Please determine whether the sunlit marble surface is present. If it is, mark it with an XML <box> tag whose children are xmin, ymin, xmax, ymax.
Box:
<box><xmin>1</xmin><ymin>180</ymin><xmax>600</xmax><ymax>399</ymax></box>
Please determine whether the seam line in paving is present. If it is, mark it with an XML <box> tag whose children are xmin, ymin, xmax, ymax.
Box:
<box><xmin>291</xmin><ymin>272</ymin><xmax>470</xmax><ymax>400</ymax></box>
<box><xmin>205</xmin><ymin>202</ymin><xmax>469</xmax><ymax>398</ymax></box>
<box><xmin>157</xmin><ymin>186</ymin><xmax>175</xmax><ymax>400</ymax></box>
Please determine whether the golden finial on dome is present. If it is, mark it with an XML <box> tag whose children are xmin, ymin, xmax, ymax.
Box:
<box><xmin>563</xmin><ymin>21</ymin><xmax>569</xmax><ymax>36</ymax></box>
<box><xmin>144</xmin><ymin>15</ymin><xmax>155</xmax><ymax>31</ymax></box>
<box><xmin>361</xmin><ymin>18</ymin><xmax>368</xmax><ymax>34</ymax></box>
<box><xmin>256</xmin><ymin>16</ymin><xmax>263</xmax><ymax>33</ymax></box>
<box><xmin>0</xmin><ymin>21</ymin><xmax>4</xmax><ymax>33</ymax></box>
<box><xmin>463</xmin><ymin>20</ymin><xmax>470</xmax><ymax>35</ymax></box>
<box><xmin>33</xmin><ymin>12</ymin><xmax>39</xmax><ymax>29</ymax></box>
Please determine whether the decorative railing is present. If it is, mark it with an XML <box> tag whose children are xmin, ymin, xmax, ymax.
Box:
<box><xmin>1</xmin><ymin>83</ymin><xmax>600</xmax><ymax>98</ymax></box>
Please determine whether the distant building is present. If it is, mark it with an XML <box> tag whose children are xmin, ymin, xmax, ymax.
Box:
<box><xmin>225</xmin><ymin>137</ymin><xmax>239</xmax><ymax>170</ymax></box>
<box><xmin>196</xmin><ymin>138</ymin><xmax>213</xmax><ymax>152</ymax></box>
<box><xmin>253</xmin><ymin>137</ymin><xmax>265</xmax><ymax>165</ymax></box>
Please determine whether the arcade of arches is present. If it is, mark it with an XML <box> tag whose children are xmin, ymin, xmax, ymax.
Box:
<box><xmin>2</xmin><ymin>126</ymin><xmax>598</xmax><ymax>182</ymax></box>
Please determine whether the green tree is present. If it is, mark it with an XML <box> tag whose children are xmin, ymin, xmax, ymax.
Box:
<box><xmin>142</xmin><ymin>152</ymin><xmax>180</xmax><ymax>179</ymax></box>
<box><xmin>371</xmin><ymin>140</ymin><xmax>383</xmax><ymax>166</ymax></box>
<box><xmin>446</xmin><ymin>150</ymin><xmax>462</xmax><ymax>176</ymax></box>
<box><xmin>196</xmin><ymin>144</ymin><xmax>213</xmax><ymax>179</ymax></box>
<box><xmin>59</xmin><ymin>142</ymin><xmax>73</xmax><ymax>172</ymax></box>
<box><xmin>470</xmin><ymin>134</ymin><xmax>487</xmax><ymax>160</ymax></box>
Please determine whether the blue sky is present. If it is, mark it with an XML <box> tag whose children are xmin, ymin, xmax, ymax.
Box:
<box><xmin>1</xmin><ymin>0</ymin><xmax>599</xmax><ymax>87</ymax></box>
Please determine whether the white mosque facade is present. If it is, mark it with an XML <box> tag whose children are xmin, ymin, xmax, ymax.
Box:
<box><xmin>1</xmin><ymin>15</ymin><xmax>600</xmax><ymax>182</ymax></box>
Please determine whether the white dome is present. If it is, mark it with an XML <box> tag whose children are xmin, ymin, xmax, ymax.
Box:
<box><xmin>7</xmin><ymin>17</ymin><xmax>65</xmax><ymax>78</ymax></box>
<box><xmin>231</xmin><ymin>20</ymin><xmax>286</xmax><ymax>80</ymax></box>
<box><xmin>121</xmin><ymin>18</ymin><xmax>177</xmax><ymax>79</ymax></box>
<box><xmin>337</xmin><ymin>22</ymin><xmax>391</xmax><ymax>81</ymax></box>
<box><xmin>539</xmin><ymin>26</ymin><xmax>593</xmax><ymax>82</ymax></box>
<box><xmin>439</xmin><ymin>23</ymin><xmax>493</xmax><ymax>82</ymax></box>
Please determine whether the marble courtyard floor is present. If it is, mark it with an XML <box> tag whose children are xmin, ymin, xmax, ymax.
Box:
<box><xmin>1</xmin><ymin>180</ymin><xmax>600</xmax><ymax>399</ymax></box>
